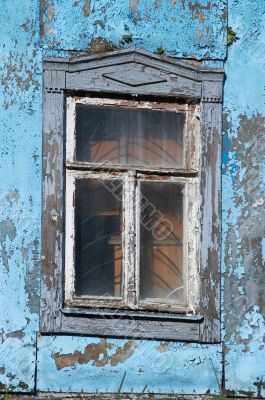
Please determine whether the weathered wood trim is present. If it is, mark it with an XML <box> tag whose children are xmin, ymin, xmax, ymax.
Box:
<box><xmin>43</xmin><ymin>69</ymin><xmax>66</xmax><ymax>93</ymax></box>
<box><xmin>123</xmin><ymin>171</ymin><xmax>137</xmax><ymax>307</ymax></box>
<box><xmin>64</xmin><ymin>171</ymin><xmax>75</xmax><ymax>303</ymax></box>
<box><xmin>59</xmin><ymin>314</ymin><xmax>200</xmax><ymax>341</ymax></box>
<box><xmin>198</xmin><ymin>82</ymin><xmax>223</xmax><ymax>342</ymax></box>
<box><xmin>61</xmin><ymin>307</ymin><xmax>203</xmax><ymax>321</ymax></box>
<box><xmin>43</xmin><ymin>48</ymin><xmax>224</xmax><ymax>80</ymax></box>
<box><xmin>65</xmin><ymin>63</ymin><xmax>202</xmax><ymax>99</ymax></box>
<box><xmin>40</xmin><ymin>70</ymin><xmax>66</xmax><ymax>332</ymax></box>
<box><xmin>67</xmin><ymin>47</ymin><xmax>201</xmax><ymax>76</ymax></box>
<box><xmin>65</xmin><ymin>161</ymin><xmax>198</xmax><ymax>177</ymax></box>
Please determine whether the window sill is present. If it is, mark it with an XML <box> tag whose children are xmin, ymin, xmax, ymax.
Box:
<box><xmin>61</xmin><ymin>307</ymin><xmax>204</xmax><ymax>323</ymax></box>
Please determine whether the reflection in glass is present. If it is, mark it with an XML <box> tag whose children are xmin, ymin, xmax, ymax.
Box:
<box><xmin>139</xmin><ymin>182</ymin><xmax>185</xmax><ymax>304</ymax></box>
<box><xmin>74</xmin><ymin>179</ymin><xmax>123</xmax><ymax>297</ymax></box>
<box><xmin>75</xmin><ymin>104</ymin><xmax>185</xmax><ymax>168</ymax></box>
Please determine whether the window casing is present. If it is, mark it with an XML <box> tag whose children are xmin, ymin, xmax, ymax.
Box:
<box><xmin>41</xmin><ymin>49</ymin><xmax>223</xmax><ymax>342</ymax></box>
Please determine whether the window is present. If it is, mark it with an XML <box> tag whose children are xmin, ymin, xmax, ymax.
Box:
<box><xmin>41</xmin><ymin>49</ymin><xmax>224</xmax><ymax>342</ymax></box>
<box><xmin>65</xmin><ymin>97</ymin><xmax>199</xmax><ymax>314</ymax></box>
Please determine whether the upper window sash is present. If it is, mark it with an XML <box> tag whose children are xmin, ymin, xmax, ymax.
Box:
<box><xmin>66</xmin><ymin>96</ymin><xmax>200</xmax><ymax>174</ymax></box>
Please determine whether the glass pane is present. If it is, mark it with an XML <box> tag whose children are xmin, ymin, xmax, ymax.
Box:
<box><xmin>139</xmin><ymin>182</ymin><xmax>185</xmax><ymax>304</ymax></box>
<box><xmin>75</xmin><ymin>104</ymin><xmax>185</xmax><ymax>168</ymax></box>
<box><xmin>74</xmin><ymin>178</ymin><xmax>123</xmax><ymax>297</ymax></box>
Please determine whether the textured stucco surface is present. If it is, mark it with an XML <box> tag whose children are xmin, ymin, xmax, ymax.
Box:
<box><xmin>222</xmin><ymin>0</ymin><xmax>265</xmax><ymax>396</ymax></box>
<box><xmin>0</xmin><ymin>0</ymin><xmax>264</xmax><ymax>396</ymax></box>
<box><xmin>0</xmin><ymin>0</ymin><xmax>41</xmax><ymax>392</ymax></box>
<box><xmin>40</xmin><ymin>0</ymin><xmax>227</xmax><ymax>59</ymax></box>
<box><xmin>37</xmin><ymin>337</ymin><xmax>222</xmax><ymax>394</ymax></box>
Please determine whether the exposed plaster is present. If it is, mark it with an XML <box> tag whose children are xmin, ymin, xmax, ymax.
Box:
<box><xmin>39</xmin><ymin>0</ymin><xmax>226</xmax><ymax>59</ymax></box>
<box><xmin>223</xmin><ymin>113</ymin><xmax>265</xmax><ymax>342</ymax></box>
<box><xmin>222</xmin><ymin>1</ymin><xmax>265</xmax><ymax>394</ymax></box>
<box><xmin>38</xmin><ymin>336</ymin><xmax>222</xmax><ymax>393</ymax></box>
<box><xmin>73</xmin><ymin>0</ymin><xmax>91</xmax><ymax>17</ymax></box>
<box><xmin>52</xmin><ymin>339</ymin><xmax>138</xmax><ymax>370</ymax></box>
<box><xmin>188</xmin><ymin>1</ymin><xmax>212</xmax><ymax>22</ymax></box>
<box><xmin>129</xmin><ymin>0</ymin><xmax>140</xmax><ymax>12</ymax></box>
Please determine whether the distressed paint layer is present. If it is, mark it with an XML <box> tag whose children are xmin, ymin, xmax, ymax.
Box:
<box><xmin>1</xmin><ymin>0</ymin><xmax>265</xmax><ymax>396</ymax></box>
<box><xmin>223</xmin><ymin>0</ymin><xmax>265</xmax><ymax>396</ymax></box>
<box><xmin>40</xmin><ymin>0</ymin><xmax>227</xmax><ymax>59</ymax></box>
<box><xmin>0</xmin><ymin>0</ymin><xmax>41</xmax><ymax>392</ymax></box>
<box><xmin>37</xmin><ymin>336</ymin><xmax>222</xmax><ymax>394</ymax></box>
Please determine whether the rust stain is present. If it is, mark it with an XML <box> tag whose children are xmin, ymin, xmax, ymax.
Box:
<box><xmin>40</xmin><ymin>0</ymin><xmax>45</xmax><ymax>36</ymax></box>
<box><xmin>188</xmin><ymin>1</ymin><xmax>212</xmax><ymax>21</ymax></box>
<box><xmin>52</xmin><ymin>339</ymin><xmax>137</xmax><ymax>370</ymax></box>
<box><xmin>18</xmin><ymin>381</ymin><xmax>29</xmax><ymax>390</ymax></box>
<box><xmin>83</xmin><ymin>0</ymin><xmax>90</xmax><ymax>16</ymax></box>
<box><xmin>73</xmin><ymin>0</ymin><xmax>90</xmax><ymax>16</ymax></box>
<box><xmin>88</xmin><ymin>37</ymin><xmax>117</xmax><ymax>53</ymax></box>
<box><xmin>157</xmin><ymin>342</ymin><xmax>170</xmax><ymax>352</ymax></box>
<box><xmin>40</xmin><ymin>0</ymin><xmax>55</xmax><ymax>36</ymax></box>
<box><xmin>47</xmin><ymin>4</ymin><xmax>55</xmax><ymax>21</ymax></box>
<box><xmin>0</xmin><ymin>383</ymin><xmax>7</xmax><ymax>391</ymax></box>
<box><xmin>222</xmin><ymin>8</ymin><xmax>227</xmax><ymax>22</ymax></box>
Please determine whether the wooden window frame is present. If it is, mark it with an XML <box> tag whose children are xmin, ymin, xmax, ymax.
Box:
<box><xmin>64</xmin><ymin>96</ymin><xmax>200</xmax><ymax>314</ymax></box>
<box><xmin>40</xmin><ymin>48</ymin><xmax>224</xmax><ymax>342</ymax></box>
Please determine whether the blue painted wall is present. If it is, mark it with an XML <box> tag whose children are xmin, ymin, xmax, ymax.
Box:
<box><xmin>0</xmin><ymin>0</ymin><xmax>41</xmax><ymax>392</ymax></box>
<box><xmin>0</xmin><ymin>0</ymin><xmax>264</xmax><ymax>396</ymax></box>
<box><xmin>223</xmin><ymin>0</ymin><xmax>265</xmax><ymax>396</ymax></box>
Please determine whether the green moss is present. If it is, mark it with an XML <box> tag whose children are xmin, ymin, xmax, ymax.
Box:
<box><xmin>227</xmin><ymin>26</ymin><xmax>238</xmax><ymax>46</ymax></box>
<box><xmin>155</xmin><ymin>46</ymin><xmax>166</xmax><ymax>55</ymax></box>
<box><xmin>120</xmin><ymin>34</ymin><xmax>133</xmax><ymax>45</ymax></box>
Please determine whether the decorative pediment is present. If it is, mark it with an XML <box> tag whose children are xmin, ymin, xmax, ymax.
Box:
<box><xmin>102</xmin><ymin>64</ymin><xmax>167</xmax><ymax>87</ymax></box>
<box><xmin>44</xmin><ymin>48</ymin><xmax>224</xmax><ymax>102</ymax></box>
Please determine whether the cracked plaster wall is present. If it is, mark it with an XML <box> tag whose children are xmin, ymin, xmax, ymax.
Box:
<box><xmin>0</xmin><ymin>0</ymin><xmax>264</xmax><ymax>396</ymax></box>
<box><xmin>223</xmin><ymin>0</ymin><xmax>265</xmax><ymax>396</ymax></box>
<box><xmin>0</xmin><ymin>0</ymin><xmax>41</xmax><ymax>392</ymax></box>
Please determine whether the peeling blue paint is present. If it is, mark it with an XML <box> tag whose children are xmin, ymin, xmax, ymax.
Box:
<box><xmin>223</xmin><ymin>0</ymin><xmax>265</xmax><ymax>396</ymax></box>
<box><xmin>40</xmin><ymin>0</ymin><xmax>227</xmax><ymax>59</ymax></box>
<box><xmin>37</xmin><ymin>336</ymin><xmax>222</xmax><ymax>394</ymax></box>
<box><xmin>0</xmin><ymin>0</ymin><xmax>265</xmax><ymax>396</ymax></box>
<box><xmin>0</xmin><ymin>0</ymin><xmax>41</xmax><ymax>392</ymax></box>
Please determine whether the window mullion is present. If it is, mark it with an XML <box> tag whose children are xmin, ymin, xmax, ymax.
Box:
<box><xmin>123</xmin><ymin>170</ymin><xmax>136</xmax><ymax>307</ymax></box>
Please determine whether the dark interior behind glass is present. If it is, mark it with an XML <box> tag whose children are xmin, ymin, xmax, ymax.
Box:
<box><xmin>74</xmin><ymin>178</ymin><xmax>123</xmax><ymax>297</ymax></box>
<box><xmin>75</xmin><ymin>104</ymin><xmax>185</xmax><ymax>169</ymax></box>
